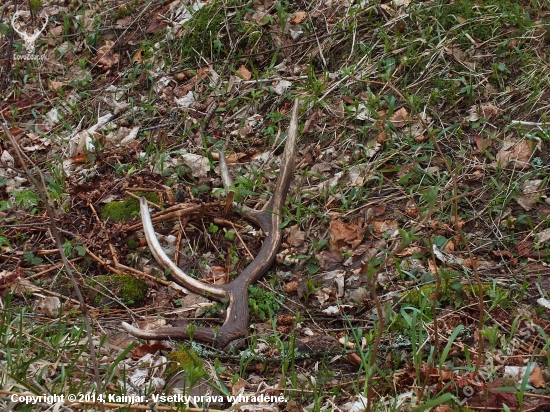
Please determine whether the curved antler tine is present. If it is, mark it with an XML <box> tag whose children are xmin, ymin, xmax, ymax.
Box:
<box><xmin>121</xmin><ymin>322</ymin><xmax>217</xmax><ymax>342</ymax></box>
<box><xmin>140</xmin><ymin>197</ymin><xmax>227</xmax><ymax>298</ymax></box>
<box><xmin>218</xmin><ymin>144</ymin><xmax>234</xmax><ymax>189</ymax></box>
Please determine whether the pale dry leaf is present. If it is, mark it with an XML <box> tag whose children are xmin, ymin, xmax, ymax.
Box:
<box><xmin>322</xmin><ymin>270</ymin><xmax>345</xmax><ymax>297</ymax></box>
<box><xmin>0</xmin><ymin>268</ymin><xmax>24</xmax><ymax>288</ymax></box>
<box><xmin>538</xmin><ymin>298</ymin><xmax>550</xmax><ymax>310</ymax></box>
<box><xmin>49</xmin><ymin>80</ymin><xmax>64</xmax><ymax>91</ymax></box>
<box><xmin>236</xmin><ymin>65</ymin><xmax>252</xmax><ymax>81</ymax></box>
<box><xmin>290</xmin><ymin>11</ymin><xmax>307</xmax><ymax>24</ymax></box>
<box><xmin>32</xmin><ymin>297</ymin><xmax>61</xmax><ymax>318</ymax></box>
<box><xmin>389</xmin><ymin>107</ymin><xmax>411</xmax><ymax>128</ymax></box>
<box><xmin>538</xmin><ymin>228</ymin><xmax>550</xmax><ymax>244</ymax></box>
<box><xmin>517</xmin><ymin>179</ymin><xmax>543</xmax><ymax>211</ymax></box>
<box><xmin>323</xmin><ymin>306</ymin><xmax>340</xmax><ymax>315</ymax></box>
<box><xmin>342</xmin><ymin>395</ymin><xmax>368</xmax><ymax>412</ymax></box>
<box><xmin>495</xmin><ymin>138</ymin><xmax>535</xmax><ymax>168</ymax></box>
<box><xmin>137</xmin><ymin>318</ymin><xmax>167</xmax><ymax>330</ymax></box>
<box><xmin>274</xmin><ymin>79</ymin><xmax>292</xmax><ymax>95</ymax></box>
<box><xmin>371</xmin><ymin>220</ymin><xmax>399</xmax><ymax>236</ymax></box>
<box><xmin>174</xmin><ymin>91</ymin><xmax>196</xmax><ymax>109</ymax></box>
<box><xmin>346</xmin><ymin>163</ymin><xmax>368</xmax><ymax>186</ymax></box>
<box><xmin>392</xmin><ymin>0</ymin><xmax>411</xmax><ymax>6</ymax></box>
<box><xmin>180</xmin><ymin>153</ymin><xmax>210</xmax><ymax>177</ymax></box>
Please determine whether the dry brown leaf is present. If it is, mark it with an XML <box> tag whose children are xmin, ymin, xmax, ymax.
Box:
<box><xmin>330</xmin><ymin>219</ymin><xmax>366</xmax><ymax>250</ymax></box>
<box><xmin>225</xmin><ymin>152</ymin><xmax>247</xmax><ymax>165</ymax></box>
<box><xmin>495</xmin><ymin>138</ymin><xmax>535</xmax><ymax>168</ymax></box>
<box><xmin>462</xmin><ymin>258</ymin><xmax>480</xmax><ymax>270</ymax></box>
<box><xmin>303</xmin><ymin>111</ymin><xmax>320</xmax><ymax>134</ymax></box>
<box><xmin>116</xmin><ymin>16</ymin><xmax>132</xmax><ymax>27</ymax></box>
<box><xmin>443</xmin><ymin>240</ymin><xmax>455</xmax><ymax>252</ymax></box>
<box><xmin>284</xmin><ymin>281</ymin><xmax>299</xmax><ymax>294</ymax></box>
<box><xmin>371</xmin><ymin>220</ymin><xmax>398</xmax><ymax>235</ymax></box>
<box><xmin>347</xmin><ymin>353</ymin><xmax>362</xmax><ymax>366</ymax></box>
<box><xmin>493</xmin><ymin>249</ymin><xmax>513</xmax><ymax>258</ymax></box>
<box><xmin>0</xmin><ymin>267</ymin><xmax>25</xmax><ymax>290</ymax></box>
<box><xmin>318</xmin><ymin>249</ymin><xmax>342</xmax><ymax>271</ymax></box>
<box><xmin>433</xmin><ymin>405</ymin><xmax>455</xmax><ymax>412</ymax></box>
<box><xmin>130</xmin><ymin>342</ymin><xmax>169</xmax><ymax>359</ymax></box>
<box><xmin>397</xmin><ymin>247</ymin><xmax>422</xmax><ymax>257</ymax></box>
<box><xmin>231</xmin><ymin>378</ymin><xmax>250</xmax><ymax>396</ymax></box>
<box><xmin>70</xmin><ymin>153</ymin><xmax>88</xmax><ymax>164</ymax></box>
<box><xmin>286</xmin><ymin>225</ymin><xmax>306</xmax><ymax>247</ymax></box>
<box><xmin>237</xmin><ymin>65</ymin><xmax>252</xmax><ymax>81</ymax></box>
<box><xmin>92</xmin><ymin>40</ymin><xmax>120</xmax><ymax>71</ymax></box>
<box><xmin>474</xmin><ymin>135</ymin><xmax>491</xmax><ymax>152</ymax></box>
<box><xmin>290</xmin><ymin>11</ymin><xmax>307</xmax><ymax>24</ymax></box>
<box><xmin>428</xmin><ymin>259</ymin><xmax>438</xmax><ymax>275</ymax></box>
<box><xmin>389</xmin><ymin>107</ymin><xmax>411</xmax><ymax>128</ymax></box>
<box><xmin>447</xmin><ymin>46</ymin><xmax>475</xmax><ymax>69</ymax></box>
<box><xmin>146</xmin><ymin>1</ymin><xmax>176</xmax><ymax>33</ymax></box>
<box><xmin>530</xmin><ymin>366</ymin><xmax>546</xmax><ymax>388</ymax></box>
<box><xmin>133</xmin><ymin>49</ymin><xmax>143</xmax><ymax>63</ymax></box>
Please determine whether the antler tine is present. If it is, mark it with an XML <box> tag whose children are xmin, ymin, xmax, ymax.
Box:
<box><xmin>138</xmin><ymin>197</ymin><xmax>227</xmax><ymax>298</ymax></box>
<box><xmin>122</xmin><ymin>99</ymin><xmax>300</xmax><ymax>348</ymax></box>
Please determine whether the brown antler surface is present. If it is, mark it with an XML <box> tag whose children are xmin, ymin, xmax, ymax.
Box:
<box><xmin>122</xmin><ymin>99</ymin><xmax>300</xmax><ymax>348</ymax></box>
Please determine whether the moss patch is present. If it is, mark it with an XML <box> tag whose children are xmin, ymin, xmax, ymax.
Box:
<box><xmin>101</xmin><ymin>192</ymin><xmax>159</xmax><ymax>222</ymax></box>
<box><xmin>86</xmin><ymin>274</ymin><xmax>148</xmax><ymax>307</ymax></box>
<box><xmin>166</xmin><ymin>347</ymin><xmax>203</xmax><ymax>377</ymax></box>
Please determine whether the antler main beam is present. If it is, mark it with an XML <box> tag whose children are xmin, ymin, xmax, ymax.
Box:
<box><xmin>122</xmin><ymin>99</ymin><xmax>300</xmax><ymax>348</ymax></box>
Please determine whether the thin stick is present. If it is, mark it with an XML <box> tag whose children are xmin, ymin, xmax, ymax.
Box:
<box><xmin>125</xmin><ymin>191</ymin><xmax>162</xmax><ymax>210</ymax></box>
<box><xmin>232</xmin><ymin>223</ymin><xmax>254</xmax><ymax>260</ymax></box>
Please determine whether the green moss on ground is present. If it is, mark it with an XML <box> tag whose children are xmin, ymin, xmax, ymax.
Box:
<box><xmin>86</xmin><ymin>274</ymin><xmax>148</xmax><ymax>307</ymax></box>
<box><xmin>101</xmin><ymin>192</ymin><xmax>159</xmax><ymax>222</ymax></box>
<box><xmin>166</xmin><ymin>347</ymin><xmax>203</xmax><ymax>376</ymax></box>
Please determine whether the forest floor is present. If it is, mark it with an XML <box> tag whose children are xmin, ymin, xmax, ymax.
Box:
<box><xmin>1</xmin><ymin>0</ymin><xmax>550</xmax><ymax>411</ymax></box>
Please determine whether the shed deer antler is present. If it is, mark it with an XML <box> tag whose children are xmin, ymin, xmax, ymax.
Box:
<box><xmin>122</xmin><ymin>99</ymin><xmax>300</xmax><ymax>348</ymax></box>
